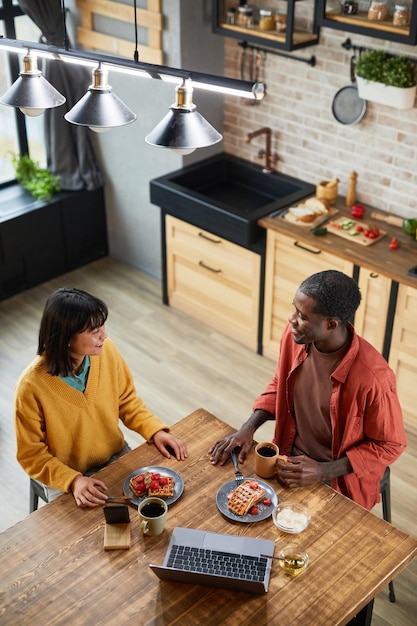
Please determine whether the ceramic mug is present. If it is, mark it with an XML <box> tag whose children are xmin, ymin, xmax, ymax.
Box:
<box><xmin>138</xmin><ymin>497</ymin><xmax>168</xmax><ymax>537</ymax></box>
<box><xmin>254</xmin><ymin>442</ymin><xmax>280</xmax><ymax>478</ymax></box>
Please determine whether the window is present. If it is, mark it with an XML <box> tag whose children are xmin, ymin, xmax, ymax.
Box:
<box><xmin>0</xmin><ymin>0</ymin><xmax>46</xmax><ymax>186</ymax></box>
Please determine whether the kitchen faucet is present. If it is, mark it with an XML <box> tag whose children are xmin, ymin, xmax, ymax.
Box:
<box><xmin>245</xmin><ymin>126</ymin><xmax>278</xmax><ymax>173</ymax></box>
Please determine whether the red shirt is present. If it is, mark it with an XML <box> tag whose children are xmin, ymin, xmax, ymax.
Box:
<box><xmin>253</xmin><ymin>323</ymin><xmax>406</xmax><ymax>509</ymax></box>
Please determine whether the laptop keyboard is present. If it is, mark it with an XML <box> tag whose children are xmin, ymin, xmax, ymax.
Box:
<box><xmin>166</xmin><ymin>545</ymin><xmax>268</xmax><ymax>582</ymax></box>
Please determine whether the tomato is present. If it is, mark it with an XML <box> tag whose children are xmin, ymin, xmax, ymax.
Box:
<box><xmin>356</xmin><ymin>225</ymin><xmax>364</xmax><ymax>232</ymax></box>
<box><xmin>351</xmin><ymin>204</ymin><xmax>365</xmax><ymax>218</ymax></box>
<box><xmin>389</xmin><ymin>237</ymin><xmax>398</xmax><ymax>249</ymax></box>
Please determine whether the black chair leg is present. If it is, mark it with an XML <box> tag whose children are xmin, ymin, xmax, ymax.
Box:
<box><xmin>29</xmin><ymin>486</ymin><xmax>39</xmax><ymax>513</ymax></box>
<box><xmin>380</xmin><ymin>467</ymin><xmax>396</xmax><ymax>603</ymax></box>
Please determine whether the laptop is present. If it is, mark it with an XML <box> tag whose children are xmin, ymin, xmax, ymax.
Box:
<box><xmin>149</xmin><ymin>527</ymin><xmax>275</xmax><ymax>594</ymax></box>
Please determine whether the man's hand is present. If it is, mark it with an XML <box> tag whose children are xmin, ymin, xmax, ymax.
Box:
<box><xmin>209</xmin><ymin>428</ymin><xmax>254</xmax><ymax>466</ymax></box>
<box><xmin>71</xmin><ymin>475</ymin><xmax>108</xmax><ymax>508</ymax></box>
<box><xmin>153</xmin><ymin>430</ymin><xmax>187</xmax><ymax>461</ymax></box>
<box><xmin>276</xmin><ymin>454</ymin><xmax>352</xmax><ymax>488</ymax></box>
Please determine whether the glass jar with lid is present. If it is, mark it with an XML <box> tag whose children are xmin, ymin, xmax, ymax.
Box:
<box><xmin>237</xmin><ymin>5</ymin><xmax>254</xmax><ymax>28</ymax></box>
<box><xmin>259</xmin><ymin>8</ymin><xmax>275</xmax><ymax>30</ymax></box>
<box><xmin>340</xmin><ymin>0</ymin><xmax>359</xmax><ymax>14</ymax></box>
<box><xmin>393</xmin><ymin>2</ymin><xmax>410</xmax><ymax>25</ymax></box>
<box><xmin>367</xmin><ymin>0</ymin><xmax>389</xmax><ymax>20</ymax></box>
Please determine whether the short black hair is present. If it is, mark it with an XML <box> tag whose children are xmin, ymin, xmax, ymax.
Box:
<box><xmin>38</xmin><ymin>288</ymin><xmax>108</xmax><ymax>376</ymax></box>
<box><xmin>299</xmin><ymin>270</ymin><xmax>361</xmax><ymax>325</ymax></box>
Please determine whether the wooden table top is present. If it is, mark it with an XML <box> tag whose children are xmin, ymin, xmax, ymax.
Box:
<box><xmin>1</xmin><ymin>408</ymin><xmax>416</xmax><ymax>626</ymax></box>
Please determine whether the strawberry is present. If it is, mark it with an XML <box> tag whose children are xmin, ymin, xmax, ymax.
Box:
<box><xmin>263</xmin><ymin>498</ymin><xmax>272</xmax><ymax>506</ymax></box>
<box><xmin>249</xmin><ymin>481</ymin><xmax>259</xmax><ymax>490</ymax></box>
<box><xmin>150</xmin><ymin>481</ymin><xmax>160</xmax><ymax>490</ymax></box>
<box><xmin>151</xmin><ymin>473</ymin><xmax>160</xmax><ymax>480</ymax></box>
<box><xmin>249</xmin><ymin>506</ymin><xmax>259</xmax><ymax>515</ymax></box>
<box><xmin>160</xmin><ymin>477</ymin><xmax>169</xmax><ymax>486</ymax></box>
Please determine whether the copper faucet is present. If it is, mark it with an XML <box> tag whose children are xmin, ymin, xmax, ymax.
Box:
<box><xmin>245</xmin><ymin>126</ymin><xmax>278</xmax><ymax>173</ymax></box>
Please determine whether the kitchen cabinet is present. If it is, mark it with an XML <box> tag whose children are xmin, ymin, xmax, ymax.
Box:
<box><xmin>262</xmin><ymin>230</ymin><xmax>353</xmax><ymax>359</ymax></box>
<box><xmin>165</xmin><ymin>215</ymin><xmax>262</xmax><ymax>352</ymax></box>
<box><xmin>389</xmin><ymin>283</ymin><xmax>417</xmax><ymax>434</ymax></box>
<box><xmin>0</xmin><ymin>185</ymin><xmax>107</xmax><ymax>300</ymax></box>
<box><xmin>212</xmin><ymin>0</ymin><xmax>319</xmax><ymax>51</ymax></box>
<box><xmin>315</xmin><ymin>0</ymin><xmax>417</xmax><ymax>45</ymax></box>
<box><xmin>355</xmin><ymin>266</ymin><xmax>394</xmax><ymax>355</ymax></box>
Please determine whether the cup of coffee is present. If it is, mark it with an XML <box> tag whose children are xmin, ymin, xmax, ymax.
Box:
<box><xmin>254</xmin><ymin>442</ymin><xmax>279</xmax><ymax>478</ymax></box>
<box><xmin>138</xmin><ymin>497</ymin><xmax>168</xmax><ymax>537</ymax></box>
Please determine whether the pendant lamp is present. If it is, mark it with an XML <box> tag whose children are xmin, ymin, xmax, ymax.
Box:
<box><xmin>0</xmin><ymin>50</ymin><xmax>66</xmax><ymax>116</ymax></box>
<box><xmin>64</xmin><ymin>63</ymin><xmax>136</xmax><ymax>132</ymax></box>
<box><xmin>145</xmin><ymin>79</ymin><xmax>222</xmax><ymax>155</ymax></box>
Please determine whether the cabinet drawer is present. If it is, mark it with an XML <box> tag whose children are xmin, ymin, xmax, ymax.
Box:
<box><xmin>166</xmin><ymin>215</ymin><xmax>261</xmax><ymax>351</ymax></box>
<box><xmin>262</xmin><ymin>231</ymin><xmax>354</xmax><ymax>360</ymax></box>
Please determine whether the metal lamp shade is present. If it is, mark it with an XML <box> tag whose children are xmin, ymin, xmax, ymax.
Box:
<box><xmin>64</xmin><ymin>88</ymin><xmax>137</xmax><ymax>129</ymax></box>
<box><xmin>64</xmin><ymin>64</ymin><xmax>136</xmax><ymax>130</ymax></box>
<box><xmin>145</xmin><ymin>108</ymin><xmax>222</xmax><ymax>150</ymax></box>
<box><xmin>145</xmin><ymin>79</ymin><xmax>222</xmax><ymax>152</ymax></box>
<box><xmin>0</xmin><ymin>52</ymin><xmax>66</xmax><ymax>115</ymax></box>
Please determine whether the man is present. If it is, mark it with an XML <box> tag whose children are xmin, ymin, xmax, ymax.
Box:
<box><xmin>209</xmin><ymin>270</ymin><xmax>406</xmax><ymax>510</ymax></box>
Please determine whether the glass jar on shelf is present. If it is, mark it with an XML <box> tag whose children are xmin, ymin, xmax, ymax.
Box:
<box><xmin>237</xmin><ymin>5</ymin><xmax>254</xmax><ymax>28</ymax></box>
<box><xmin>393</xmin><ymin>2</ymin><xmax>410</xmax><ymax>25</ymax></box>
<box><xmin>259</xmin><ymin>8</ymin><xmax>275</xmax><ymax>30</ymax></box>
<box><xmin>367</xmin><ymin>0</ymin><xmax>389</xmax><ymax>21</ymax></box>
<box><xmin>340</xmin><ymin>0</ymin><xmax>359</xmax><ymax>14</ymax></box>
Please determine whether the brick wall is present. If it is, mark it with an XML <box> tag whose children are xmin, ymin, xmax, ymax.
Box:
<box><xmin>223</xmin><ymin>29</ymin><xmax>417</xmax><ymax>219</ymax></box>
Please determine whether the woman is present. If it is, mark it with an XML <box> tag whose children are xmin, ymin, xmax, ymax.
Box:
<box><xmin>15</xmin><ymin>287</ymin><xmax>187</xmax><ymax>508</ymax></box>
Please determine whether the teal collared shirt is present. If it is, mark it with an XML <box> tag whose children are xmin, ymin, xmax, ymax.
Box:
<box><xmin>59</xmin><ymin>356</ymin><xmax>91</xmax><ymax>392</ymax></box>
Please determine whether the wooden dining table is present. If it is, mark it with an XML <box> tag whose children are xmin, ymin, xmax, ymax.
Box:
<box><xmin>1</xmin><ymin>408</ymin><xmax>416</xmax><ymax>626</ymax></box>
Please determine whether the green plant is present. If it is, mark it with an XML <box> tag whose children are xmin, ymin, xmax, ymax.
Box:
<box><xmin>355</xmin><ymin>50</ymin><xmax>416</xmax><ymax>88</ymax></box>
<box><xmin>11</xmin><ymin>153</ymin><xmax>61</xmax><ymax>201</ymax></box>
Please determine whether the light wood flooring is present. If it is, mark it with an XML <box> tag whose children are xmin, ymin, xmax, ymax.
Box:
<box><xmin>1</xmin><ymin>257</ymin><xmax>416</xmax><ymax>625</ymax></box>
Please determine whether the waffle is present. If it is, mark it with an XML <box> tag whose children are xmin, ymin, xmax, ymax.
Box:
<box><xmin>148</xmin><ymin>476</ymin><xmax>175</xmax><ymax>498</ymax></box>
<box><xmin>129</xmin><ymin>471</ymin><xmax>174</xmax><ymax>498</ymax></box>
<box><xmin>228</xmin><ymin>480</ymin><xmax>266</xmax><ymax>516</ymax></box>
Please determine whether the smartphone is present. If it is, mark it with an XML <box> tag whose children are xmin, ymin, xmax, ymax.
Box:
<box><xmin>103</xmin><ymin>504</ymin><xmax>130</xmax><ymax>524</ymax></box>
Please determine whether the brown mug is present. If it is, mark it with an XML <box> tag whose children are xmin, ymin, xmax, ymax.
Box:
<box><xmin>254</xmin><ymin>442</ymin><xmax>279</xmax><ymax>478</ymax></box>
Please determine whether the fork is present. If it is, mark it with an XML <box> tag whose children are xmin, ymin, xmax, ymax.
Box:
<box><xmin>230</xmin><ymin>449</ymin><xmax>245</xmax><ymax>486</ymax></box>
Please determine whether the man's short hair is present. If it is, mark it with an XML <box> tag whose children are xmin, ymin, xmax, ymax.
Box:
<box><xmin>299</xmin><ymin>270</ymin><xmax>361</xmax><ymax>325</ymax></box>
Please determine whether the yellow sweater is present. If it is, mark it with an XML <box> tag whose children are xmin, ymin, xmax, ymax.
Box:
<box><xmin>15</xmin><ymin>339</ymin><xmax>169</xmax><ymax>492</ymax></box>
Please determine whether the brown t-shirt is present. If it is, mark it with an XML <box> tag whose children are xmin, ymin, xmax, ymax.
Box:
<box><xmin>293</xmin><ymin>337</ymin><xmax>351</xmax><ymax>461</ymax></box>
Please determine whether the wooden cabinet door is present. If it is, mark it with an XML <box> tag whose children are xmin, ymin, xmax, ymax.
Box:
<box><xmin>262</xmin><ymin>231</ymin><xmax>354</xmax><ymax>360</ymax></box>
<box><xmin>355</xmin><ymin>266</ymin><xmax>392</xmax><ymax>354</ymax></box>
<box><xmin>166</xmin><ymin>215</ymin><xmax>261</xmax><ymax>351</ymax></box>
<box><xmin>389</xmin><ymin>283</ymin><xmax>417</xmax><ymax>435</ymax></box>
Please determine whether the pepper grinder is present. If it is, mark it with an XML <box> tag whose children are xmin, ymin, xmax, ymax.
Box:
<box><xmin>346</xmin><ymin>171</ymin><xmax>358</xmax><ymax>207</ymax></box>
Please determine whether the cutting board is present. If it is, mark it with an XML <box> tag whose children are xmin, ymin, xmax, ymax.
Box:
<box><xmin>282</xmin><ymin>207</ymin><xmax>338</xmax><ymax>228</ymax></box>
<box><xmin>326</xmin><ymin>217</ymin><xmax>387</xmax><ymax>246</ymax></box>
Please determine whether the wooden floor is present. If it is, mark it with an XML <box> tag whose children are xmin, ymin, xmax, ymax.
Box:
<box><xmin>1</xmin><ymin>257</ymin><xmax>416</xmax><ymax>625</ymax></box>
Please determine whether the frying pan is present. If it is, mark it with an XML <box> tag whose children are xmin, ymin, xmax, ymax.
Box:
<box><xmin>332</xmin><ymin>56</ymin><xmax>367</xmax><ymax>125</ymax></box>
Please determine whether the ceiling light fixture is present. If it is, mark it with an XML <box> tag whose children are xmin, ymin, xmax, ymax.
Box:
<box><xmin>0</xmin><ymin>38</ymin><xmax>265</xmax><ymax>102</ymax></box>
<box><xmin>64</xmin><ymin>62</ymin><xmax>137</xmax><ymax>132</ymax></box>
<box><xmin>0</xmin><ymin>49</ymin><xmax>66</xmax><ymax>116</ymax></box>
<box><xmin>145</xmin><ymin>79</ymin><xmax>222</xmax><ymax>155</ymax></box>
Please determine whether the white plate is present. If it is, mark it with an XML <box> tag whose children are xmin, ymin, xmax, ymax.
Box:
<box><xmin>216</xmin><ymin>478</ymin><xmax>278</xmax><ymax>523</ymax></box>
<box><xmin>123</xmin><ymin>466</ymin><xmax>184</xmax><ymax>507</ymax></box>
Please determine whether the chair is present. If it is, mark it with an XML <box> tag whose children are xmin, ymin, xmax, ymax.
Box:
<box><xmin>380</xmin><ymin>466</ymin><xmax>396</xmax><ymax>602</ymax></box>
<box><xmin>29</xmin><ymin>478</ymin><xmax>49</xmax><ymax>513</ymax></box>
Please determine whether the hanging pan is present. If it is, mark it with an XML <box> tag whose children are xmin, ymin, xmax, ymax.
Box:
<box><xmin>332</xmin><ymin>55</ymin><xmax>367</xmax><ymax>125</ymax></box>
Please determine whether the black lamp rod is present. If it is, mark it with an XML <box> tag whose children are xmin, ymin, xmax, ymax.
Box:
<box><xmin>0</xmin><ymin>36</ymin><xmax>265</xmax><ymax>98</ymax></box>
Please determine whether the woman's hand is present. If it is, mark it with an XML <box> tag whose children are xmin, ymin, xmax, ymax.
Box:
<box><xmin>71</xmin><ymin>475</ymin><xmax>108</xmax><ymax>507</ymax></box>
<box><xmin>153</xmin><ymin>430</ymin><xmax>187</xmax><ymax>461</ymax></box>
<box><xmin>209</xmin><ymin>428</ymin><xmax>254</xmax><ymax>466</ymax></box>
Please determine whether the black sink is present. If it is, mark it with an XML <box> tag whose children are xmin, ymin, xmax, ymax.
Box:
<box><xmin>150</xmin><ymin>153</ymin><xmax>315</xmax><ymax>247</ymax></box>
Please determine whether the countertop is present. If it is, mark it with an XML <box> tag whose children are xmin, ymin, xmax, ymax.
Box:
<box><xmin>259</xmin><ymin>199</ymin><xmax>417</xmax><ymax>288</ymax></box>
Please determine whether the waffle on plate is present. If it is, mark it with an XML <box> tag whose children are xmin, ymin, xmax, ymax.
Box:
<box><xmin>129</xmin><ymin>471</ymin><xmax>175</xmax><ymax>498</ymax></box>
<box><xmin>228</xmin><ymin>480</ymin><xmax>266</xmax><ymax>516</ymax></box>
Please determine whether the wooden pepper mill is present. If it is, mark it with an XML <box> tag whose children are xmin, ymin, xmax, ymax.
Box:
<box><xmin>346</xmin><ymin>171</ymin><xmax>358</xmax><ymax>207</ymax></box>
